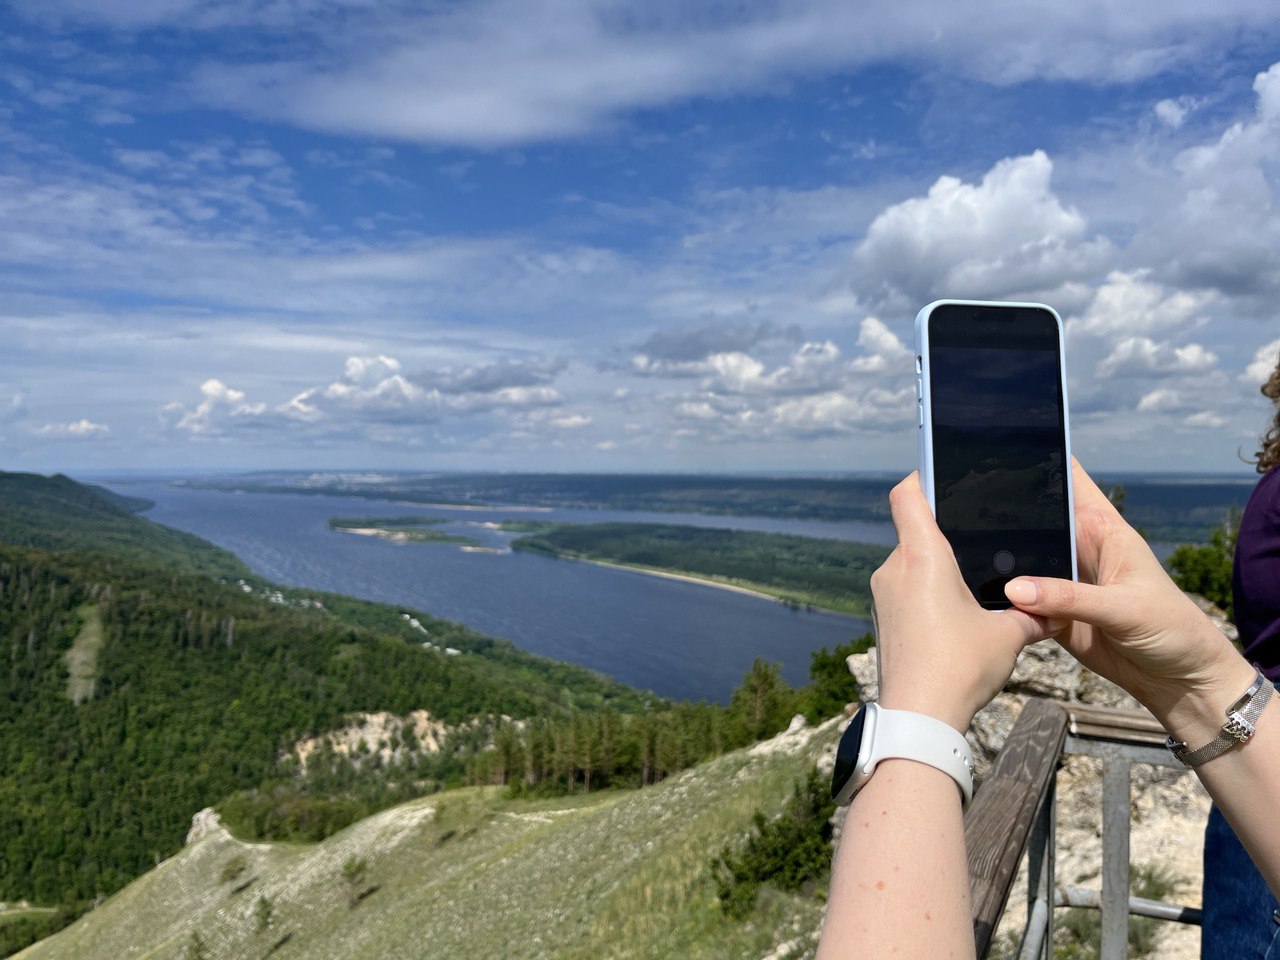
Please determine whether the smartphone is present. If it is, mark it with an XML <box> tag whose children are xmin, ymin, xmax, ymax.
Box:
<box><xmin>914</xmin><ymin>300</ymin><xmax>1077</xmax><ymax>609</ymax></box>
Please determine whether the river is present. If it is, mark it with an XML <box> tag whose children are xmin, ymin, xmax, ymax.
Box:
<box><xmin>99</xmin><ymin>480</ymin><xmax>880</xmax><ymax>703</ymax></box>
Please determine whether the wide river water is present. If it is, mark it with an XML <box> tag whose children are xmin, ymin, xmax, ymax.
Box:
<box><xmin>101</xmin><ymin>480</ymin><xmax>884</xmax><ymax>703</ymax></box>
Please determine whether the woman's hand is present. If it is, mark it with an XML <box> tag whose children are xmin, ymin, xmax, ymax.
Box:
<box><xmin>872</xmin><ymin>472</ymin><xmax>1062</xmax><ymax>732</ymax></box>
<box><xmin>1002</xmin><ymin>459</ymin><xmax>1255</xmax><ymax>743</ymax></box>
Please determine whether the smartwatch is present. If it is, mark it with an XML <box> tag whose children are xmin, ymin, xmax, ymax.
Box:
<box><xmin>830</xmin><ymin>702</ymin><xmax>974</xmax><ymax>809</ymax></box>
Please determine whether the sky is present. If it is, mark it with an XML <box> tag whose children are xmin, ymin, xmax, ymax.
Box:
<box><xmin>3</xmin><ymin>1</ymin><xmax>1280</xmax><ymax>474</ymax></box>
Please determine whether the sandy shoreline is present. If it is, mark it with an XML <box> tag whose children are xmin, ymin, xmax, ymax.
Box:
<box><xmin>566</xmin><ymin>555</ymin><xmax>865</xmax><ymax>616</ymax></box>
<box><xmin>338</xmin><ymin>527</ymin><xmax>411</xmax><ymax>542</ymax></box>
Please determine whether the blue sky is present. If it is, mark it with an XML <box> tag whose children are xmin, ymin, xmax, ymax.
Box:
<box><xmin>3</xmin><ymin>1</ymin><xmax>1280</xmax><ymax>473</ymax></box>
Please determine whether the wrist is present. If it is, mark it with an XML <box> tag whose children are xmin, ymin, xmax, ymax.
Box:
<box><xmin>877</xmin><ymin>689</ymin><xmax>973</xmax><ymax>735</ymax></box>
<box><xmin>1140</xmin><ymin>643</ymin><xmax>1259</xmax><ymax>748</ymax></box>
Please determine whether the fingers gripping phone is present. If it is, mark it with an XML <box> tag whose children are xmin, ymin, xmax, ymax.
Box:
<box><xmin>915</xmin><ymin>300</ymin><xmax>1077</xmax><ymax>609</ymax></box>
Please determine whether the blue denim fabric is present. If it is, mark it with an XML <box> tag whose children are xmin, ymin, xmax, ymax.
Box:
<box><xmin>1202</xmin><ymin>804</ymin><xmax>1280</xmax><ymax>960</ymax></box>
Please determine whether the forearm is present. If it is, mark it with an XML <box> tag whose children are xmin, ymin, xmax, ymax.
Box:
<box><xmin>1151</xmin><ymin>655</ymin><xmax>1280</xmax><ymax>898</ymax></box>
<box><xmin>817</xmin><ymin>758</ymin><xmax>974</xmax><ymax>960</ymax></box>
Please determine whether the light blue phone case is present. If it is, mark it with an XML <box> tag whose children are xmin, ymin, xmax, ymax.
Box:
<box><xmin>913</xmin><ymin>299</ymin><xmax>1078</xmax><ymax>583</ymax></box>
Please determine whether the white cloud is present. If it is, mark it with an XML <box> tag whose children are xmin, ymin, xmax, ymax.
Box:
<box><xmin>170</xmin><ymin>378</ymin><xmax>268</xmax><ymax>435</ymax></box>
<box><xmin>1154</xmin><ymin>96</ymin><xmax>1197</xmax><ymax>129</ymax></box>
<box><xmin>1095</xmin><ymin>336</ymin><xmax>1217</xmax><ymax>379</ymax></box>
<box><xmin>36</xmin><ymin>418</ymin><xmax>109</xmax><ymax>438</ymax></box>
<box><xmin>1136</xmin><ymin>387</ymin><xmax>1192</xmax><ymax>413</ymax></box>
<box><xmin>1073</xmin><ymin>271</ymin><xmax>1211</xmax><ymax>336</ymax></box>
<box><xmin>850</xmin><ymin>317</ymin><xmax>911</xmax><ymax>373</ymax></box>
<box><xmin>1135</xmin><ymin>62</ymin><xmax>1280</xmax><ymax>298</ymax></box>
<box><xmin>852</xmin><ymin>151</ymin><xmax>1112</xmax><ymax>308</ymax></box>
<box><xmin>166</xmin><ymin>355</ymin><xmax>566</xmax><ymax>442</ymax></box>
<box><xmin>22</xmin><ymin>0</ymin><xmax>1279</xmax><ymax>147</ymax></box>
<box><xmin>1184</xmin><ymin>410</ymin><xmax>1227</xmax><ymax>428</ymax></box>
<box><xmin>1242</xmin><ymin>337</ymin><xmax>1280</xmax><ymax>384</ymax></box>
<box><xmin>550</xmin><ymin>414</ymin><xmax>591</xmax><ymax>428</ymax></box>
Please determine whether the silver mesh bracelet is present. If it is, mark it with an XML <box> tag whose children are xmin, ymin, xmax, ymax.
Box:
<box><xmin>1166</xmin><ymin>671</ymin><xmax>1274</xmax><ymax>769</ymax></box>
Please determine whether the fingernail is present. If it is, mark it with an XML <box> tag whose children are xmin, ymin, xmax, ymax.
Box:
<box><xmin>1046</xmin><ymin>617</ymin><xmax>1069</xmax><ymax>634</ymax></box>
<box><xmin>1005</xmin><ymin>578</ymin><xmax>1038</xmax><ymax>605</ymax></box>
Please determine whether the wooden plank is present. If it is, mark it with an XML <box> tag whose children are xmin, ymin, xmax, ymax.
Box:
<box><xmin>965</xmin><ymin>697</ymin><xmax>1068</xmax><ymax>958</ymax></box>
<box><xmin>1066</xmin><ymin>702</ymin><xmax>1168</xmax><ymax>747</ymax></box>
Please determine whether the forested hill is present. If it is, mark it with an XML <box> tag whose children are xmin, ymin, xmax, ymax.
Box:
<box><xmin>0</xmin><ymin>546</ymin><xmax>649</xmax><ymax>908</ymax></box>
<box><xmin>0</xmin><ymin>473</ymin><xmax>656</xmax><ymax>954</ymax></box>
<box><xmin>0</xmin><ymin>472</ymin><xmax>247</xmax><ymax>579</ymax></box>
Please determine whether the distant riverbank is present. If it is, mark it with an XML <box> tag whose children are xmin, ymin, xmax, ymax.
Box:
<box><xmin>508</xmin><ymin>521</ymin><xmax>886</xmax><ymax>617</ymax></box>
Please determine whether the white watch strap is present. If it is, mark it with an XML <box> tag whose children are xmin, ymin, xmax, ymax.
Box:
<box><xmin>868</xmin><ymin>705</ymin><xmax>975</xmax><ymax>807</ymax></box>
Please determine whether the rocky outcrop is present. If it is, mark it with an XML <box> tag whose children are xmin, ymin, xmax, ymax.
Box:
<box><xmin>288</xmin><ymin>710</ymin><xmax>449</xmax><ymax>774</ymax></box>
<box><xmin>186</xmin><ymin>807</ymin><xmax>223</xmax><ymax>846</ymax></box>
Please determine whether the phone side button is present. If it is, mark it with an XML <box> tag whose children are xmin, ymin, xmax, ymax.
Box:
<box><xmin>917</xmin><ymin>400</ymin><xmax>924</xmax><ymax>428</ymax></box>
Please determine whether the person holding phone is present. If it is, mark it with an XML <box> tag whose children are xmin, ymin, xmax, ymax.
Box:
<box><xmin>815</xmin><ymin>462</ymin><xmax>1280</xmax><ymax>960</ymax></box>
<box><xmin>1201</xmin><ymin>351</ymin><xmax>1280</xmax><ymax>959</ymax></box>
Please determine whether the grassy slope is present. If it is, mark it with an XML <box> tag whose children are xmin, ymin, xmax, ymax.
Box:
<box><xmin>62</xmin><ymin>604</ymin><xmax>103</xmax><ymax>706</ymax></box>
<box><xmin>19</xmin><ymin>720</ymin><xmax>840</xmax><ymax>960</ymax></box>
<box><xmin>0</xmin><ymin>473</ymin><xmax>248</xmax><ymax>579</ymax></box>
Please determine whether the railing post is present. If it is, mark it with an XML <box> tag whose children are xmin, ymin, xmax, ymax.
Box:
<box><xmin>1100</xmin><ymin>755</ymin><xmax>1132</xmax><ymax>960</ymax></box>
<box><xmin>1017</xmin><ymin>778</ymin><xmax>1056</xmax><ymax>960</ymax></box>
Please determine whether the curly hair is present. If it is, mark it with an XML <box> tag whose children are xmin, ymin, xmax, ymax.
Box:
<box><xmin>1257</xmin><ymin>351</ymin><xmax>1280</xmax><ymax>473</ymax></box>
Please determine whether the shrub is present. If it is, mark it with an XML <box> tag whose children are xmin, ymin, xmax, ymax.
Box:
<box><xmin>1166</xmin><ymin>507</ymin><xmax>1240</xmax><ymax>616</ymax></box>
<box><xmin>220</xmin><ymin>854</ymin><xmax>247</xmax><ymax>884</ymax></box>
<box><xmin>802</xmin><ymin>634</ymin><xmax>874</xmax><ymax>723</ymax></box>
<box><xmin>714</xmin><ymin>768</ymin><xmax>835</xmax><ymax>918</ymax></box>
<box><xmin>341</xmin><ymin>856</ymin><xmax>368</xmax><ymax>907</ymax></box>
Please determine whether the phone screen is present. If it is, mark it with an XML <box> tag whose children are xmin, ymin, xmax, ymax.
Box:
<box><xmin>927</xmin><ymin>304</ymin><xmax>1071</xmax><ymax>607</ymax></box>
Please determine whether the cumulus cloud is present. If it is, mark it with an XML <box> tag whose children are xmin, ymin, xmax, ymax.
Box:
<box><xmin>36</xmin><ymin>418</ymin><xmax>109</xmax><ymax>438</ymax></box>
<box><xmin>1135</xmin><ymin>387</ymin><xmax>1191</xmax><ymax>413</ymax></box>
<box><xmin>851</xmin><ymin>151</ymin><xmax>1112</xmax><ymax>308</ymax></box>
<box><xmin>654</xmin><ymin>324</ymin><xmax>917</xmax><ymax>444</ymax></box>
<box><xmin>1242</xmin><ymin>337</ymin><xmax>1280</xmax><ymax>385</ymax></box>
<box><xmin>1074</xmin><ymin>271</ymin><xmax>1211</xmax><ymax>336</ymax></box>
<box><xmin>1095</xmin><ymin>336</ymin><xmax>1217</xmax><ymax>379</ymax></box>
<box><xmin>168</xmin><ymin>379</ymin><xmax>266</xmax><ymax>436</ymax></box>
<box><xmin>166</xmin><ymin>355</ymin><xmax>566</xmax><ymax>442</ymax></box>
<box><xmin>850</xmin><ymin>317</ymin><xmax>912</xmax><ymax>373</ymax></box>
<box><xmin>1136</xmin><ymin>62</ymin><xmax>1280</xmax><ymax>299</ymax></box>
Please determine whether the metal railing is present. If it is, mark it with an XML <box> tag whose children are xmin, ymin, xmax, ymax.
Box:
<box><xmin>966</xmin><ymin>698</ymin><xmax>1201</xmax><ymax>960</ymax></box>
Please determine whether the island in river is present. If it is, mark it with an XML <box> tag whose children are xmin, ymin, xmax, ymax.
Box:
<box><xmin>328</xmin><ymin>515</ymin><xmax>477</xmax><ymax>545</ymax></box>
<box><xmin>328</xmin><ymin>515</ymin><xmax>887</xmax><ymax>616</ymax></box>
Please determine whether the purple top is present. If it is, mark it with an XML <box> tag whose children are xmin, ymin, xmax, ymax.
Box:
<box><xmin>1234</xmin><ymin>466</ymin><xmax>1280</xmax><ymax>682</ymax></box>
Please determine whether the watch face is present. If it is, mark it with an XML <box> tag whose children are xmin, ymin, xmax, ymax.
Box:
<box><xmin>831</xmin><ymin>706</ymin><xmax>868</xmax><ymax>803</ymax></box>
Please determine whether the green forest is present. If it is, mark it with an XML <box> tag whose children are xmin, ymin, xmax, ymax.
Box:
<box><xmin>0</xmin><ymin>473</ymin><xmax>248</xmax><ymax>579</ymax></box>
<box><xmin>509</xmin><ymin>522</ymin><xmax>889</xmax><ymax>615</ymax></box>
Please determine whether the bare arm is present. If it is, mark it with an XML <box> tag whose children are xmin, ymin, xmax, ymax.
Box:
<box><xmin>818</xmin><ymin>760</ymin><xmax>971</xmax><ymax>960</ymax></box>
<box><xmin>817</xmin><ymin>474</ymin><xmax>1060</xmax><ymax>960</ymax></box>
<box><xmin>1165</xmin><ymin>661</ymin><xmax>1280</xmax><ymax>897</ymax></box>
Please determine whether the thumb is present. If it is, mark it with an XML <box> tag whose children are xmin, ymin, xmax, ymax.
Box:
<box><xmin>1004</xmin><ymin>577</ymin><xmax>1127</xmax><ymax>634</ymax></box>
<box><xmin>996</xmin><ymin>607</ymin><xmax>1071</xmax><ymax>650</ymax></box>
